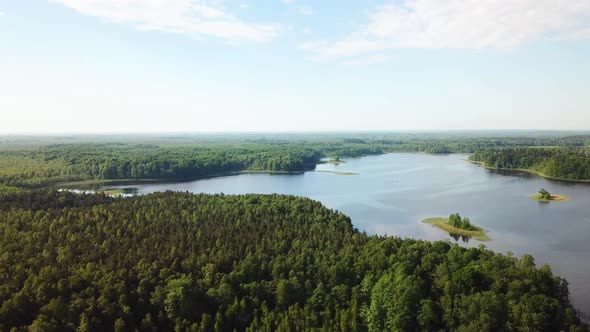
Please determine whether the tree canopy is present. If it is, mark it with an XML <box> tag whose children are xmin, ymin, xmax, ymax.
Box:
<box><xmin>448</xmin><ymin>213</ymin><xmax>473</xmax><ymax>230</ymax></box>
<box><xmin>470</xmin><ymin>147</ymin><xmax>590</xmax><ymax>181</ymax></box>
<box><xmin>0</xmin><ymin>190</ymin><xmax>586</xmax><ymax>331</ymax></box>
<box><xmin>538</xmin><ymin>188</ymin><xmax>552</xmax><ymax>200</ymax></box>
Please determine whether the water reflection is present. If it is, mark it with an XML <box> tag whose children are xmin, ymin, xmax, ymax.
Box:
<box><xmin>449</xmin><ymin>232</ymin><xmax>471</xmax><ymax>243</ymax></box>
<box><xmin>118</xmin><ymin>187</ymin><xmax>139</xmax><ymax>195</ymax></box>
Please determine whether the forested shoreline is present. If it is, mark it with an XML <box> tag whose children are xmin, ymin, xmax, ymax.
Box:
<box><xmin>0</xmin><ymin>190</ymin><xmax>587</xmax><ymax>331</ymax></box>
<box><xmin>1</xmin><ymin>134</ymin><xmax>588</xmax><ymax>191</ymax></box>
<box><xmin>469</xmin><ymin>147</ymin><xmax>590</xmax><ymax>181</ymax></box>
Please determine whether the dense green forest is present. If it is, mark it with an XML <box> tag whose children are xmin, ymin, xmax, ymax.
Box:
<box><xmin>0</xmin><ymin>144</ymin><xmax>323</xmax><ymax>190</ymax></box>
<box><xmin>0</xmin><ymin>134</ymin><xmax>588</xmax><ymax>191</ymax></box>
<box><xmin>470</xmin><ymin>147</ymin><xmax>590</xmax><ymax>181</ymax></box>
<box><xmin>0</xmin><ymin>190</ymin><xmax>586</xmax><ymax>331</ymax></box>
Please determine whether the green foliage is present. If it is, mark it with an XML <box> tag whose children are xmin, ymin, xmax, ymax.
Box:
<box><xmin>470</xmin><ymin>147</ymin><xmax>590</xmax><ymax>181</ymax></box>
<box><xmin>0</xmin><ymin>143</ymin><xmax>322</xmax><ymax>188</ymax></box>
<box><xmin>539</xmin><ymin>188</ymin><xmax>552</xmax><ymax>200</ymax></box>
<box><xmin>448</xmin><ymin>213</ymin><xmax>474</xmax><ymax>231</ymax></box>
<box><xmin>0</xmin><ymin>190</ymin><xmax>586</xmax><ymax>331</ymax></box>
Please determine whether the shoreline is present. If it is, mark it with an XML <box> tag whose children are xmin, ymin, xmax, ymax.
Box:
<box><xmin>50</xmin><ymin>152</ymin><xmax>590</xmax><ymax>190</ymax></box>
<box><xmin>55</xmin><ymin>170</ymin><xmax>307</xmax><ymax>189</ymax></box>
<box><xmin>467</xmin><ymin>159</ymin><xmax>590</xmax><ymax>184</ymax></box>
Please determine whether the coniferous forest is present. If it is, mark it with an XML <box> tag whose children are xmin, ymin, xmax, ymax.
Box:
<box><xmin>0</xmin><ymin>190</ymin><xmax>587</xmax><ymax>331</ymax></box>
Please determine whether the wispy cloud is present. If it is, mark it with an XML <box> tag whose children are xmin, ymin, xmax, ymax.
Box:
<box><xmin>342</xmin><ymin>54</ymin><xmax>392</xmax><ymax>65</ymax></box>
<box><xmin>50</xmin><ymin>0</ymin><xmax>280</xmax><ymax>42</ymax></box>
<box><xmin>298</xmin><ymin>6</ymin><xmax>313</xmax><ymax>16</ymax></box>
<box><xmin>0</xmin><ymin>11</ymin><xmax>5</xmax><ymax>17</ymax></box>
<box><xmin>303</xmin><ymin>0</ymin><xmax>590</xmax><ymax>60</ymax></box>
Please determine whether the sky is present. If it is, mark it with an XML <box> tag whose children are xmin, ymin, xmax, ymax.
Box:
<box><xmin>1</xmin><ymin>0</ymin><xmax>590</xmax><ymax>133</ymax></box>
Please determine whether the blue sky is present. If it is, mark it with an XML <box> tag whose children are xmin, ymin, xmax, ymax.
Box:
<box><xmin>1</xmin><ymin>0</ymin><xmax>590</xmax><ymax>133</ymax></box>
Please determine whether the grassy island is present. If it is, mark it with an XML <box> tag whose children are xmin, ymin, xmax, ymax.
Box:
<box><xmin>530</xmin><ymin>193</ymin><xmax>568</xmax><ymax>202</ymax></box>
<box><xmin>530</xmin><ymin>188</ymin><xmax>569</xmax><ymax>202</ymax></box>
<box><xmin>422</xmin><ymin>213</ymin><xmax>490</xmax><ymax>241</ymax></box>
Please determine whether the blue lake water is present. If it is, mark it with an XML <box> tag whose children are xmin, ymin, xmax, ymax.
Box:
<box><xmin>100</xmin><ymin>153</ymin><xmax>590</xmax><ymax>319</ymax></box>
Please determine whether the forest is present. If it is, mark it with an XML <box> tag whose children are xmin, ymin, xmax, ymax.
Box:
<box><xmin>469</xmin><ymin>147</ymin><xmax>590</xmax><ymax>181</ymax></box>
<box><xmin>0</xmin><ymin>190</ymin><xmax>587</xmax><ymax>331</ymax></box>
<box><xmin>0</xmin><ymin>133</ymin><xmax>588</xmax><ymax>191</ymax></box>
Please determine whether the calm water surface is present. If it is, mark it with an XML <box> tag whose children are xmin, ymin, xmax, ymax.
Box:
<box><xmin>100</xmin><ymin>153</ymin><xmax>590</xmax><ymax>319</ymax></box>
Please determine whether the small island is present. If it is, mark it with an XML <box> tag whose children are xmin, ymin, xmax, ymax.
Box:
<box><xmin>530</xmin><ymin>188</ymin><xmax>569</xmax><ymax>202</ymax></box>
<box><xmin>99</xmin><ymin>189</ymin><xmax>126</xmax><ymax>196</ymax></box>
<box><xmin>422</xmin><ymin>213</ymin><xmax>490</xmax><ymax>241</ymax></box>
<box><xmin>316</xmin><ymin>170</ymin><xmax>359</xmax><ymax>175</ymax></box>
<box><xmin>320</xmin><ymin>156</ymin><xmax>346</xmax><ymax>165</ymax></box>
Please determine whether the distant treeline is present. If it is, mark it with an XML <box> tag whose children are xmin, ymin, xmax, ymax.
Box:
<box><xmin>470</xmin><ymin>147</ymin><xmax>590</xmax><ymax>181</ymax></box>
<box><xmin>0</xmin><ymin>145</ymin><xmax>322</xmax><ymax>189</ymax></box>
<box><xmin>0</xmin><ymin>190</ymin><xmax>586</xmax><ymax>331</ymax></box>
<box><xmin>0</xmin><ymin>134</ymin><xmax>588</xmax><ymax>190</ymax></box>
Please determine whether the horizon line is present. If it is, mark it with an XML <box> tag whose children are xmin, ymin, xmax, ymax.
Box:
<box><xmin>1</xmin><ymin>129</ymin><xmax>590</xmax><ymax>137</ymax></box>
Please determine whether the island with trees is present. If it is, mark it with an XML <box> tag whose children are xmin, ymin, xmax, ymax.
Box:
<box><xmin>422</xmin><ymin>213</ymin><xmax>490</xmax><ymax>241</ymax></box>
<box><xmin>531</xmin><ymin>188</ymin><xmax>569</xmax><ymax>202</ymax></box>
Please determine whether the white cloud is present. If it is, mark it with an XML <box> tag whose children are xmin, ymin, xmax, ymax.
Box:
<box><xmin>281</xmin><ymin>0</ymin><xmax>294</xmax><ymax>4</ymax></box>
<box><xmin>297</xmin><ymin>6</ymin><xmax>313</xmax><ymax>16</ymax></box>
<box><xmin>303</xmin><ymin>0</ymin><xmax>590</xmax><ymax>60</ymax></box>
<box><xmin>50</xmin><ymin>0</ymin><xmax>279</xmax><ymax>42</ymax></box>
<box><xmin>0</xmin><ymin>11</ymin><xmax>5</xmax><ymax>17</ymax></box>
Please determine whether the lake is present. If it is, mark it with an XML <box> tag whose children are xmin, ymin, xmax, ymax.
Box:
<box><xmin>99</xmin><ymin>153</ymin><xmax>590</xmax><ymax>319</ymax></box>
